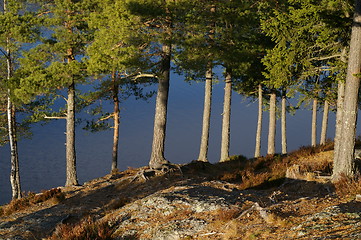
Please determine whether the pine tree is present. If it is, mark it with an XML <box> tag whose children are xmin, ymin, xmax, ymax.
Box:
<box><xmin>261</xmin><ymin>0</ymin><xmax>351</xmax><ymax>155</ymax></box>
<box><xmin>333</xmin><ymin>0</ymin><xmax>361</xmax><ymax>179</ymax></box>
<box><xmin>86</xmin><ymin>0</ymin><xmax>154</xmax><ymax>172</ymax></box>
<box><xmin>126</xmin><ymin>0</ymin><xmax>194</xmax><ymax>168</ymax></box>
<box><xmin>19</xmin><ymin>0</ymin><xmax>95</xmax><ymax>186</ymax></box>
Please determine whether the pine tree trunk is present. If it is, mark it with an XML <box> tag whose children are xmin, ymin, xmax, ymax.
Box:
<box><xmin>197</xmin><ymin>63</ymin><xmax>212</xmax><ymax>162</ymax></box>
<box><xmin>198</xmin><ymin>4</ymin><xmax>215</xmax><ymax>162</ymax></box>
<box><xmin>220</xmin><ymin>69</ymin><xmax>232</xmax><ymax>162</ymax></box>
<box><xmin>65</xmin><ymin>81</ymin><xmax>78</xmax><ymax>186</ymax></box>
<box><xmin>254</xmin><ymin>84</ymin><xmax>263</xmax><ymax>158</ymax></box>
<box><xmin>320</xmin><ymin>100</ymin><xmax>329</xmax><ymax>145</ymax></box>
<box><xmin>333</xmin><ymin>81</ymin><xmax>345</xmax><ymax>176</ymax></box>
<box><xmin>149</xmin><ymin>44</ymin><xmax>171</xmax><ymax>169</ymax></box>
<box><xmin>281</xmin><ymin>90</ymin><xmax>287</xmax><ymax>155</ymax></box>
<box><xmin>267</xmin><ymin>92</ymin><xmax>276</xmax><ymax>155</ymax></box>
<box><xmin>311</xmin><ymin>98</ymin><xmax>318</xmax><ymax>147</ymax></box>
<box><xmin>111</xmin><ymin>71</ymin><xmax>120</xmax><ymax>172</ymax></box>
<box><xmin>333</xmin><ymin>0</ymin><xmax>361</xmax><ymax>179</ymax></box>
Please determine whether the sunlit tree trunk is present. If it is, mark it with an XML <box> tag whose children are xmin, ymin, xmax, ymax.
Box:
<box><xmin>267</xmin><ymin>91</ymin><xmax>276</xmax><ymax>155</ymax></box>
<box><xmin>4</xmin><ymin>14</ymin><xmax>21</xmax><ymax>199</ymax></box>
<box><xmin>333</xmin><ymin>49</ymin><xmax>347</xmax><ymax>175</ymax></box>
<box><xmin>198</xmin><ymin>63</ymin><xmax>212</xmax><ymax>162</ymax></box>
<box><xmin>333</xmin><ymin>0</ymin><xmax>361</xmax><ymax>179</ymax></box>
<box><xmin>311</xmin><ymin>98</ymin><xmax>318</xmax><ymax>147</ymax></box>
<box><xmin>320</xmin><ymin>100</ymin><xmax>329</xmax><ymax>145</ymax></box>
<box><xmin>281</xmin><ymin>90</ymin><xmax>287</xmax><ymax>155</ymax></box>
<box><xmin>198</xmin><ymin>4</ymin><xmax>215</xmax><ymax>162</ymax></box>
<box><xmin>333</xmin><ymin>82</ymin><xmax>345</xmax><ymax>175</ymax></box>
<box><xmin>65</xmin><ymin>47</ymin><xmax>78</xmax><ymax>187</ymax></box>
<box><xmin>254</xmin><ymin>84</ymin><xmax>263</xmax><ymax>158</ymax></box>
<box><xmin>111</xmin><ymin>71</ymin><xmax>120</xmax><ymax>172</ymax></box>
<box><xmin>7</xmin><ymin>96</ymin><xmax>21</xmax><ymax>200</ymax></box>
<box><xmin>149</xmin><ymin>44</ymin><xmax>171</xmax><ymax>169</ymax></box>
<box><xmin>220</xmin><ymin>69</ymin><xmax>232</xmax><ymax>162</ymax></box>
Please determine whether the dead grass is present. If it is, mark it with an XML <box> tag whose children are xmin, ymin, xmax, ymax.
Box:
<box><xmin>48</xmin><ymin>216</ymin><xmax>114</xmax><ymax>240</ymax></box>
<box><xmin>2</xmin><ymin>140</ymin><xmax>355</xmax><ymax>240</ymax></box>
<box><xmin>0</xmin><ymin>188</ymin><xmax>65</xmax><ymax>216</ymax></box>
<box><xmin>334</xmin><ymin>173</ymin><xmax>361</xmax><ymax>199</ymax></box>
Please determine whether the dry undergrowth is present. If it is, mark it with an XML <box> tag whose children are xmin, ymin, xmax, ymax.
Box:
<box><xmin>334</xmin><ymin>173</ymin><xmax>361</xmax><ymax>199</ymax></box>
<box><xmin>48</xmin><ymin>216</ymin><xmax>114</xmax><ymax>240</ymax></box>
<box><xmin>0</xmin><ymin>188</ymin><xmax>65</xmax><ymax>217</ymax></box>
<box><xmin>3</xmin><ymin>140</ymin><xmax>361</xmax><ymax>239</ymax></box>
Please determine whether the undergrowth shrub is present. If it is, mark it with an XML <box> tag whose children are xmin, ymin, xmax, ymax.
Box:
<box><xmin>49</xmin><ymin>216</ymin><xmax>114</xmax><ymax>240</ymax></box>
<box><xmin>334</xmin><ymin>173</ymin><xmax>361</xmax><ymax>198</ymax></box>
<box><xmin>0</xmin><ymin>188</ymin><xmax>65</xmax><ymax>216</ymax></box>
<box><xmin>215</xmin><ymin>207</ymin><xmax>242</xmax><ymax>222</ymax></box>
<box><xmin>299</xmin><ymin>159</ymin><xmax>333</xmax><ymax>174</ymax></box>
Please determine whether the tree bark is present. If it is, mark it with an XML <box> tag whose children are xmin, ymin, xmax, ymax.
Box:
<box><xmin>333</xmin><ymin>48</ymin><xmax>347</xmax><ymax>177</ymax></box>
<box><xmin>149</xmin><ymin>44</ymin><xmax>171</xmax><ymax>169</ymax></box>
<box><xmin>7</xmin><ymin>95</ymin><xmax>21</xmax><ymax>200</ymax></box>
<box><xmin>111</xmin><ymin>71</ymin><xmax>120</xmax><ymax>172</ymax></box>
<box><xmin>197</xmin><ymin>4</ymin><xmax>215</xmax><ymax>162</ymax></box>
<box><xmin>267</xmin><ymin>91</ymin><xmax>276</xmax><ymax>155</ymax></box>
<box><xmin>197</xmin><ymin>62</ymin><xmax>212</xmax><ymax>162</ymax></box>
<box><xmin>333</xmin><ymin>81</ymin><xmax>345</xmax><ymax>176</ymax></box>
<box><xmin>333</xmin><ymin>0</ymin><xmax>361</xmax><ymax>179</ymax></box>
<box><xmin>320</xmin><ymin>100</ymin><xmax>329</xmax><ymax>145</ymax></box>
<box><xmin>281</xmin><ymin>90</ymin><xmax>287</xmax><ymax>155</ymax></box>
<box><xmin>65</xmin><ymin>81</ymin><xmax>78</xmax><ymax>186</ymax></box>
<box><xmin>5</xmin><ymin>34</ymin><xmax>21</xmax><ymax>199</ymax></box>
<box><xmin>220</xmin><ymin>69</ymin><xmax>232</xmax><ymax>162</ymax></box>
<box><xmin>65</xmin><ymin>46</ymin><xmax>78</xmax><ymax>186</ymax></box>
<box><xmin>311</xmin><ymin>98</ymin><xmax>318</xmax><ymax>147</ymax></box>
<box><xmin>254</xmin><ymin>84</ymin><xmax>263</xmax><ymax>158</ymax></box>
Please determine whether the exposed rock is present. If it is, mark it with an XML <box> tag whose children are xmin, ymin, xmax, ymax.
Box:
<box><xmin>0</xmin><ymin>158</ymin><xmax>360</xmax><ymax>240</ymax></box>
<box><xmin>286</xmin><ymin>164</ymin><xmax>302</xmax><ymax>179</ymax></box>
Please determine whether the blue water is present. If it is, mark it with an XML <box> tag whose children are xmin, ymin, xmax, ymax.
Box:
<box><xmin>0</xmin><ymin>74</ymin><xmax>339</xmax><ymax>205</ymax></box>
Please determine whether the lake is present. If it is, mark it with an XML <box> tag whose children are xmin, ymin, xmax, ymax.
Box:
<box><xmin>0</xmin><ymin>73</ymin><xmax>339</xmax><ymax>205</ymax></box>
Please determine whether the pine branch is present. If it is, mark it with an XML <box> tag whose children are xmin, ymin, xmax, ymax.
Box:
<box><xmin>133</xmin><ymin>73</ymin><xmax>157</xmax><ymax>80</ymax></box>
<box><xmin>44</xmin><ymin>115</ymin><xmax>67</xmax><ymax>120</ymax></box>
<box><xmin>98</xmin><ymin>113</ymin><xmax>114</xmax><ymax>122</ymax></box>
<box><xmin>308</xmin><ymin>54</ymin><xmax>342</xmax><ymax>62</ymax></box>
<box><xmin>0</xmin><ymin>48</ymin><xmax>9</xmax><ymax>58</ymax></box>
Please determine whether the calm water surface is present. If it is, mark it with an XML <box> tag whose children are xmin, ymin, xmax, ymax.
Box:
<box><xmin>0</xmin><ymin>74</ymin><xmax>340</xmax><ymax>205</ymax></box>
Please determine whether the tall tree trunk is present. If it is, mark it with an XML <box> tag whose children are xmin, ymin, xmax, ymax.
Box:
<box><xmin>149</xmin><ymin>44</ymin><xmax>171</xmax><ymax>169</ymax></box>
<box><xmin>7</xmin><ymin>95</ymin><xmax>21</xmax><ymax>200</ymax></box>
<box><xmin>281</xmin><ymin>90</ymin><xmax>287</xmax><ymax>155</ymax></box>
<box><xmin>5</xmin><ymin>38</ymin><xmax>21</xmax><ymax>199</ymax></box>
<box><xmin>65</xmin><ymin>81</ymin><xmax>78</xmax><ymax>186</ymax></box>
<box><xmin>65</xmin><ymin>47</ymin><xmax>78</xmax><ymax>186</ymax></box>
<box><xmin>220</xmin><ymin>69</ymin><xmax>232</xmax><ymax>162</ymax></box>
<box><xmin>254</xmin><ymin>84</ymin><xmax>263</xmax><ymax>158</ymax></box>
<box><xmin>333</xmin><ymin>81</ymin><xmax>346</xmax><ymax>176</ymax></box>
<box><xmin>311</xmin><ymin>98</ymin><xmax>318</xmax><ymax>147</ymax></box>
<box><xmin>320</xmin><ymin>100</ymin><xmax>329</xmax><ymax>145</ymax></box>
<box><xmin>111</xmin><ymin>71</ymin><xmax>120</xmax><ymax>172</ymax></box>
<box><xmin>267</xmin><ymin>91</ymin><xmax>276</xmax><ymax>155</ymax></box>
<box><xmin>198</xmin><ymin>4</ymin><xmax>215</xmax><ymax>162</ymax></box>
<box><xmin>333</xmin><ymin>48</ymin><xmax>347</xmax><ymax>177</ymax></box>
<box><xmin>333</xmin><ymin>0</ymin><xmax>361</xmax><ymax>179</ymax></box>
<box><xmin>197</xmin><ymin>62</ymin><xmax>212</xmax><ymax>162</ymax></box>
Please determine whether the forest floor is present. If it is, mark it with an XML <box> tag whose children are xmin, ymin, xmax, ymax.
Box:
<box><xmin>1</xmin><ymin>143</ymin><xmax>361</xmax><ymax>239</ymax></box>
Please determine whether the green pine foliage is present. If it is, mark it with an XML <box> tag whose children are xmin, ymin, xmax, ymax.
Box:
<box><xmin>261</xmin><ymin>0</ymin><xmax>352</xmax><ymax>105</ymax></box>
